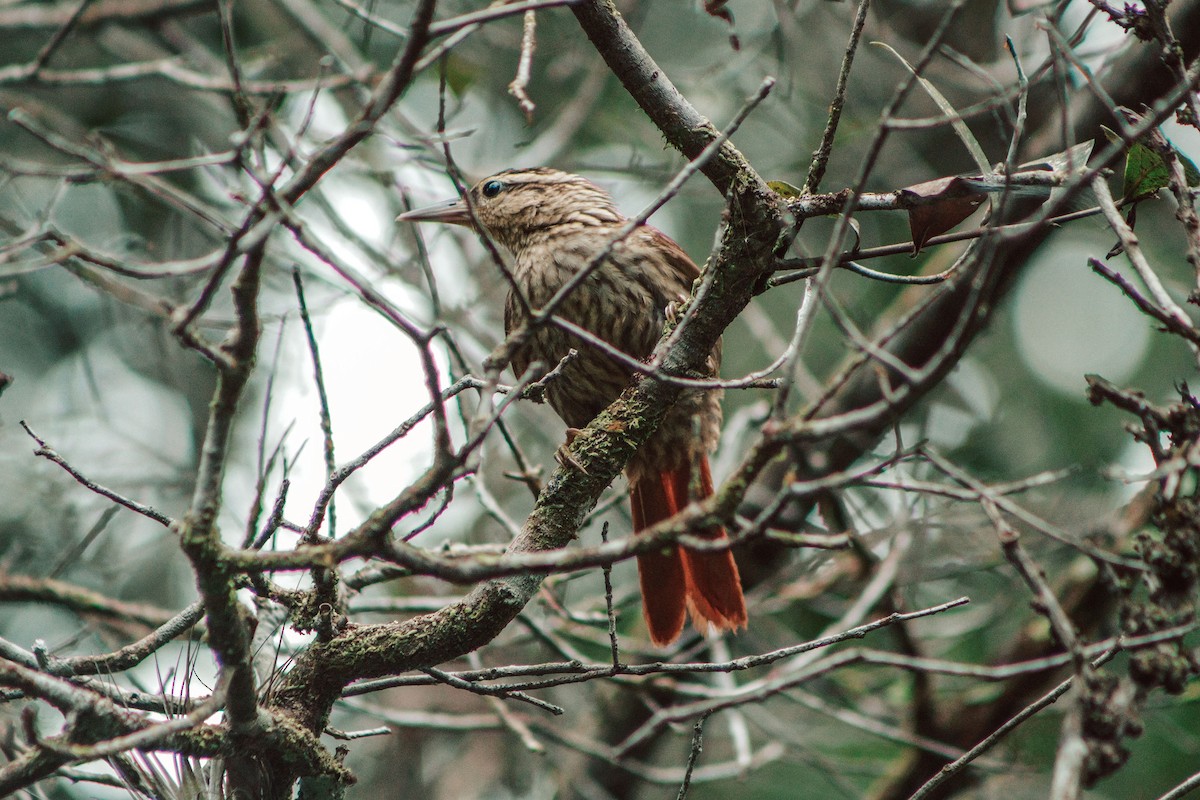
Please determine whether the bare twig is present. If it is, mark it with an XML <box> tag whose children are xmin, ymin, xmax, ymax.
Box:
<box><xmin>675</xmin><ymin>712</ymin><xmax>710</xmax><ymax>800</ymax></box>
<box><xmin>19</xmin><ymin>422</ymin><xmax>173</xmax><ymax>528</ymax></box>
<box><xmin>508</xmin><ymin>10</ymin><xmax>538</xmax><ymax>122</ymax></box>
<box><xmin>802</xmin><ymin>0</ymin><xmax>871</xmax><ymax>194</ymax></box>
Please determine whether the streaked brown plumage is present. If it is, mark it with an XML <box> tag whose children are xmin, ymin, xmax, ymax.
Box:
<box><xmin>399</xmin><ymin>168</ymin><xmax>746</xmax><ymax>644</ymax></box>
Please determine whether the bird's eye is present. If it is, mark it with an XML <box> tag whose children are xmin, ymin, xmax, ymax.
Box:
<box><xmin>481</xmin><ymin>180</ymin><xmax>505</xmax><ymax>198</ymax></box>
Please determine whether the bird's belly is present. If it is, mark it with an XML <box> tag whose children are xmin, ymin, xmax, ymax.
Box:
<box><xmin>529</xmin><ymin>325</ymin><xmax>630</xmax><ymax>428</ymax></box>
<box><xmin>525</xmin><ymin>319</ymin><xmax>723</xmax><ymax>479</ymax></box>
<box><xmin>507</xmin><ymin>249</ymin><xmax>721</xmax><ymax>471</ymax></box>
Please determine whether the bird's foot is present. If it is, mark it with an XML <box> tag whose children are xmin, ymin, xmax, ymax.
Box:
<box><xmin>555</xmin><ymin>427</ymin><xmax>588</xmax><ymax>474</ymax></box>
<box><xmin>665</xmin><ymin>300</ymin><xmax>680</xmax><ymax>326</ymax></box>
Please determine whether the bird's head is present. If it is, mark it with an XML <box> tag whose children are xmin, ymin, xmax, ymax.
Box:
<box><xmin>398</xmin><ymin>167</ymin><xmax>624</xmax><ymax>252</ymax></box>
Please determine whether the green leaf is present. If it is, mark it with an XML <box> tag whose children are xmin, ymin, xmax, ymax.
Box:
<box><xmin>1182</xmin><ymin>151</ymin><xmax>1200</xmax><ymax>187</ymax></box>
<box><xmin>768</xmin><ymin>180</ymin><xmax>804</xmax><ymax>198</ymax></box>
<box><xmin>443</xmin><ymin>55</ymin><xmax>479</xmax><ymax>97</ymax></box>
<box><xmin>1125</xmin><ymin>141</ymin><xmax>1169</xmax><ymax>198</ymax></box>
<box><xmin>1102</xmin><ymin>125</ymin><xmax>1200</xmax><ymax>200</ymax></box>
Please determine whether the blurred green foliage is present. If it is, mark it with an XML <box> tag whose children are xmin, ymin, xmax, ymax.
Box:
<box><xmin>1</xmin><ymin>0</ymin><xmax>1199</xmax><ymax>797</ymax></box>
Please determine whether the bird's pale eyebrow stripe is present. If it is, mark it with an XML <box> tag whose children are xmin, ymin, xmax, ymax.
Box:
<box><xmin>499</xmin><ymin>171</ymin><xmax>581</xmax><ymax>187</ymax></box>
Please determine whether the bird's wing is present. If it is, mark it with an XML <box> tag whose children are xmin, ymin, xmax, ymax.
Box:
<box><xmin>641</xmin><ymin>226</ymin><xmax>701</xmax><ymax>288</ymax></box>
<box><xmin>637</xmin><ymin>226</ymin><xmax>721</xmax><ymax>374</ymax></box>
<box><xmin>503</xmin><ymin>290</ymin><xmax>532</xmax><ymax>379</ymax></box>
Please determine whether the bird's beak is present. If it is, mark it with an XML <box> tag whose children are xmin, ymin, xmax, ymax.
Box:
<box><xmin>397</xmin><ymin>197</ymin><xmax>471</xmax><ymax>226</ymax></box>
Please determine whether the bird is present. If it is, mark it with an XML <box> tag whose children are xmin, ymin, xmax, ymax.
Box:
<box><xmin>399</xmin><ymin>167</ymin><xmax>746</xmax><ymax>645</ymax></box>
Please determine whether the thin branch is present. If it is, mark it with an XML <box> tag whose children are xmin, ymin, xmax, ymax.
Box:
<box><xmin>675</xmin><ymin>712</ymin><xmax>710</xmax><ymax>800</ymax></box>
<box><xmin>802</xmin><ymin>0</ymin><xmax>871</xmax><ymax>194</ymax></box>
<box><xmin>19</xmin><ymin>422</ymin><xmax>173</xmax><ymax>527</ymax></box>
<box><xmin>906</xmin><ymin>650</ymin><xmax>1120</xmax><ymax>800</ymax></box>
<box><xmin>507</xmin><ymin>10</ymin><xmax>538</xmax><ymax>122</ymax></box>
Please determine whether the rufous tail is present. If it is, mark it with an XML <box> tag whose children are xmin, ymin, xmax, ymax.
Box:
<box><xmin>630</xmin><ymin>456</ymin><xmax>747</xmax><ymax>645</ymax></box>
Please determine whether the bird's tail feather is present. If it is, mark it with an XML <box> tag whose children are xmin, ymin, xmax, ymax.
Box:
<box><xmin>631</xmin><ymin>457</ymin><xmax>746</xmax><ymax>646</ymax></box>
